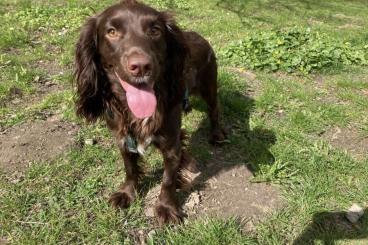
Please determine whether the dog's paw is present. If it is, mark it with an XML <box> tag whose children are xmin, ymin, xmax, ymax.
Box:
<box><xmin>155</xmin><ymin>203</ymin><xmax>184</xmax><ymax>225</ymax></box>
<box><xmin>209</xmin><ymin>128</ymin><xmax>228</xmax><ymax>145</ymax></box>
<box><xmin>109</xmin><ymin>191</ymin><xmax>135</xmax><ymax>209</ymax></box>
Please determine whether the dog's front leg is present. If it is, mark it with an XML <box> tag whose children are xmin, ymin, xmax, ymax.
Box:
<box><xmin>154</xmin><ymin>104</ymin><xmax>184</xmax><ymax>224</ymax></box>
<box><xmin>109</xmin><ymin>144</ymin><xmax>141</xmax><ymax>209</ymax></box>
<box><xmin>155</xmin><ymin>138</ymin><xmax>184</xmax><ymax>224</ymax></box>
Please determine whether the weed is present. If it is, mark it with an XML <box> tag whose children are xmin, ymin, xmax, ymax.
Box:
<box><xmin>221</xmin><ymin>27</ymin><xmax>368</xmax><ymax>74</ymax></box>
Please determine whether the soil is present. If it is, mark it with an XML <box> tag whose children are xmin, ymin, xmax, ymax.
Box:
<box><xmin>0</xmin><ymin>237</ymin><xmax>8</xmax><ymax>245</ymax></box>
<box><xmin>144</xmin><ymin>159</ymin><xmax>283</xmax><ymax>231</ymax></box>
<box><xmin>194</xmin><ymin>164</ymin><xmax>282</xmax><ymax>230</ymax></box>
<box><xmin>0</xmin><ymin>119</ymin><xmax>79</xmax><ymax>173</ymax></box>
<box><xmin>226</xmin><ymin>67</ymin><xmax>261</xmax><ymax>97</ymax></box>
<box><xmin>322</xmin><ymin>126</ymin><xmax>368</xmax><ymax>160</ymax></box>
<box><xmin>338</xmin><ymin>24</ymin><xmax>362</xmax><ymax>29</ymax></box>
<box><xmin>1</xmin><ymin>46</ymin><xmax>66</xmax><ymax>110</ymax></box>
<box><xmin>4</xmin><ymin>72</ymin><xmax>65</xmax><ymax>109</ymax></box>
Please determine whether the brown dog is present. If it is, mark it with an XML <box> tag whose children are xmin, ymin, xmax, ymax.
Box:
<box><xmin>74</xmin><ymin>0</ymin><xmax>225</xmax><ymax>224</ymax></box>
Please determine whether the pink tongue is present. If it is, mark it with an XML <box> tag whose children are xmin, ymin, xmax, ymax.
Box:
<box><xmin>117</xmin><ymin>76</ymin><xmax>157</xmax><ymax>119</ymax></box>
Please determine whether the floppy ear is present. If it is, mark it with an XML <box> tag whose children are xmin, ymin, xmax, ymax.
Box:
<box><xmin>74</xmin><ymin>17</ymin><xmax>105</xmax><ymax>123</ymax></box>
<box><xmin>161</xmin><ymin>12</ymin><xmax>188</xmax><ymax>91</ymax></box>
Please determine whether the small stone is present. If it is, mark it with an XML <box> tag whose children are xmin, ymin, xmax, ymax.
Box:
<box><xmin>346</xmin><ymin>203</ymin><xmax>364</xmax><ymax>223</ymax></box>
<box><xmin>11</xmin><ymin>98</ymin><xmax>22</xmax><ymax>105</ymax></box>
<box><xmin>34</xmin><ymin>76</ymin><xmax>40</xmax><ymax>82</ymax></box>
<box><xmin>0</xmin><ymin>237</ymin><xmax>8</xmax><ymax>245</ymax></box>
<box><xmin>138</xmin><ymin>230</ymin><xmax>146</xmax><ymax>245</ymax></box>
<box><xmin>242</xmin><ymin>71</ymin><xmax>257</xmax><ymax>81</ymax></box>
<box><xmin>332</xmin><ymin>127</ymin><xmax>342</xmax><ymax>140</ymax></box>
<box><xmin>84</xmin><ymin>139</ymin><xmax>95</xmax><ymax>145</ymax></box>
<box><xmin>10</xmin><ymin>172</ymin><xmax>24</xmax><ymax>184</ymax></box>
<box><xmin>45</xmin><ymin>81</ymin><xmax>56</xmax><ymax>87</ymax></box>
<box><xmin>58</xmin><ymin>28</ymin><xmax>68</xmax><ymax>36</ymax></box>
<box><xmin>144</xmin><ymin>207</ymin><xmax>155</xmax><ymax>217</ymax></box>
<box><xmin>47</xmin><ymin>114</ymin><xmax>61</xmax><ymax>122</ymax></box>
<box><xmin>9</xmin><ymin>86</ymin><xmax>23</xmax><ymax>96</ymax></box>
<box><xmin>185</xmin><ymin>191</ymin><xmax>200</xmax><ymax>209</ymax></box>
<box><xmin>147</xmin><ymin>230</ymin><xmax>156</xmax><ymax>239</ymax></box>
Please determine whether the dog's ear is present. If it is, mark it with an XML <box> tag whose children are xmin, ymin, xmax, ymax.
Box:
<box><xmin>74</xmin><ymin>17</ymin><xmax>105</xmax><ymax>123</ymax></box>
<box><xmin>161</xmin><ymin>12</ymin><xmax>188</xmax><ymax>86</ymax></box>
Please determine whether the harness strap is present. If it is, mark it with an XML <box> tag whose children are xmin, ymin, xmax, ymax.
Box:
<box><xmin>183</xmin><ymin>86</ymin><xmax>190</xmax><ymax>112</ymax></box>
<box><xmin>126</xmin><ymin>134</ymin><xmax>138</xmax><ymax>153</ymax></box>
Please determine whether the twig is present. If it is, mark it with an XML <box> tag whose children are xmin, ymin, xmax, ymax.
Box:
<box><xmin>15</xmin><ymin>220</ymin><xmax>48</xmax><ymax>225</ymax></box>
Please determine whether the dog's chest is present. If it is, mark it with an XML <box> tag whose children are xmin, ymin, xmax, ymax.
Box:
<box><xmin>120</xmin><ymin>135</ymin><xmax>154</xmax><ymax>155</ymax></box>
<box><xmin>119</xmin><ymin>117</ymin><xmax>162</xmax><ymax>155</ymax></box>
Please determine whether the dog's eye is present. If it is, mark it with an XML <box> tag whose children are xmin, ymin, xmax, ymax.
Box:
<box><xmin>149</xmin><ymin>26</ymin><xmax>161</xmax><ymax>37</ymax></box>
<box><xmin>107</xmin><ymin>28</ymin><xmax>118</xmax><ymax>38</ymax></box>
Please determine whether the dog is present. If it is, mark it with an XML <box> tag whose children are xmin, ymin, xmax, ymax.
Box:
<box><xmin>74</xmin><ymin>0</ymin><xmax>225</xmax><ymax>224</ymax></box>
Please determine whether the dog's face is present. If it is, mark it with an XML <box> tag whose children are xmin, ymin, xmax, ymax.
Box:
<box><xmin>74</xmin><ymin>0</ymin><xmax>186</xmax><ymax>121</ymax></box>
<box><xmin>97</xmin><ymin>1</ymin><xmax>168</xmax><ymax>88</ymax></box>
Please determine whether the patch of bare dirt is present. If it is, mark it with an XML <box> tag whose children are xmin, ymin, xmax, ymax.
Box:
<box><xmin>5</xmin><ymin>78</ymin><xmax>65</xmax><ymax>110</ymax></box>
<box><xmin>195</xmin><ymin>164</ymin><xmax>282</xmax><ymax>230</ymax></box>
<box><xmin>1</xmin><ymin>45</ymin><xmax>67</xmax><ymax>109</ymax></box>
<box><xmin>144</xmin><ymin>162</ymin><xmax>282</xmax><ymax>231</ymax></box>
<box><xmin>0</xmin><ymin>237</ymin><xmax>8</xmax><ymax>245</ymax></box>
<box><xmin>322</xmin><ymin>126</ymin><xmax>368</xmax><ymax>160</ymax></box>
<box><xmin>333</xmin><ymin>13</ymin><xmax>362</xmax><ymax>22</ymax></box>
<box><xmin>307</xmin><ymin>18</ymin><xmax>324</xmax><ymax>26</ymax></box>
<box><xmin>338</xmin><ymin>24</ymin><xmax>362</xmax><ymax>29</ymax></box>
<box><xmin>1</xmin><ymin>85</ymin><xmax>65</xmax><ymax>119</ymax></box>
<box><xmin>312</xmin><ymin>75</ymin><xmax>343</xmax><ymax>104</ymax></box>
<box><xmin>0</xmin><ymin>119</ymin><xmax>79</xmax><ymax>173</ymax></box>
<box><xmin>226</xmin><ymin>67</ymin><xmax>261</xmax><ymax>97</ymax></box>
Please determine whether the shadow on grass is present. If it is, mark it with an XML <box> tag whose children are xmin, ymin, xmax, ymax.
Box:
<box><xmin>177</xmin><ymin>72</ymin><xmax>277</xmax><ymax>209</ymax></box>
<box><xmin>293</xmin><ymin>208</ymin><xmax>368</xmax><ymax>244</ymax></box>
<box><xmin>138</xmin><ymin>71</ymin><xmax>277</xmax><ymax>218</ymax></box>
<box><xmin>188</xmin><ymin>84</ymin><xmax>276</xmax><ymax>173</ymax></box>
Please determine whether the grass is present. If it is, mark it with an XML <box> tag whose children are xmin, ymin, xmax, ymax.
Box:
<box><xmin>1</xmin><ymin>0</ymin><xmax>368</xmax><ymax>244</ymax></box>
<box><xmin>221</xmin><ymin>28</ymin><xmax>367</xmax><ymax>73</ymax></box>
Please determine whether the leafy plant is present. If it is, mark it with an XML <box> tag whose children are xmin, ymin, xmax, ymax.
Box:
<box><xmin>220</xmin><ymin>27</ymin><xmax>368</xmax><ymax>74</ymax></box>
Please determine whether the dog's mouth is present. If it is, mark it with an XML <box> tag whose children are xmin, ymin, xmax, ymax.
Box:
<box><xmin>129</xmin><ymin>75</ymin><xmax>152</xmax><ymax>87</ymax></box>
<box><xmin>115</xmin><ymin>71</ymin><xmax>157</xmax><ymax>119</ymax></box>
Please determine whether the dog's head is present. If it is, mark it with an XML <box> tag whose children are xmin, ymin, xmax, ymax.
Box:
<box><xmin>74</xmin><ymin>0</ymin><xmax>186</xmax><ymax>121</ymax></box>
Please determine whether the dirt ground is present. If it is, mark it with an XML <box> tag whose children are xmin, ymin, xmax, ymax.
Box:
<box><xmin>322</xmin><ymin>126</ymin><xmax>368</xmax><ymax>160</ymax></box>
<box><xmin>0</xmin><ymin>119</ymin><xmax>79</xmax><ymax>173</ymax></box>
<box><xmin>144</xmin><ymin>159</ymin><xmax>282</xmax><ymax>231</ymax></box>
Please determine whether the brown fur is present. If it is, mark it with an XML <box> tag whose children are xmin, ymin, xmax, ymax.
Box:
<box><xmin>74</xmin><ymin>0</ymin><xmax>225</xmax><ymax>224</ymax></box>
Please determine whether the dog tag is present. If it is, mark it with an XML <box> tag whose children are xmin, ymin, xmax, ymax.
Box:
<box><xmin>126</xmin><ymin>135</ymin><xmax>138</xmax><ymax>153</ymax></box>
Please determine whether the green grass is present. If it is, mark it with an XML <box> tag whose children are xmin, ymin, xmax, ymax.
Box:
<box><xmin>1</xmin><ymin>0</ymin><xmax>368</xmax><ymax>244</ymax></box>
<box><xmin>221</xmin><ymin>28</ymin><xmax>367</xmax><ymax>73</ymax></box>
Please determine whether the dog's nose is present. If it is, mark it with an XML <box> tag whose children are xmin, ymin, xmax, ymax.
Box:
<box><xmin>127</xmin><ymin>55</ymin><xmax>152</xmax><ymax>77</ymax></box>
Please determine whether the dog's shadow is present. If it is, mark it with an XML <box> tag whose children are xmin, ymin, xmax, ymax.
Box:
<box><xmin>293</xmin><ymin>209</ymin><xmax>368</xmax><ymax>244</ymax></box>
<box><xmin>179</xmin><ymin>71</ymin><xmax>276</xmax><ymax>212</ymax></box>
<box><xmin>140</xmin><ymin>71</ymin><xmax>277</xmax><ymax>217</ymax></box>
